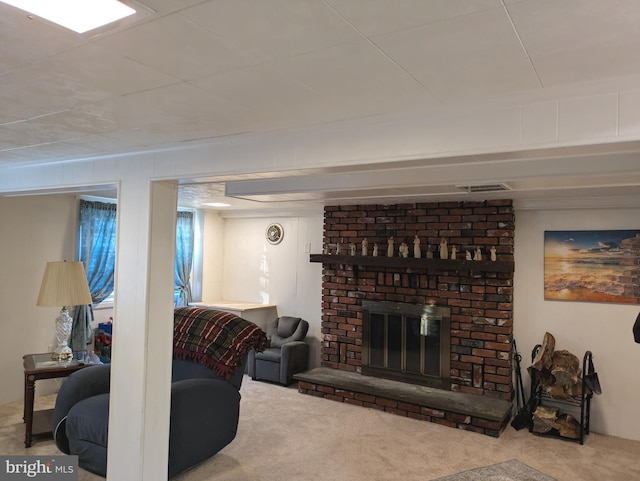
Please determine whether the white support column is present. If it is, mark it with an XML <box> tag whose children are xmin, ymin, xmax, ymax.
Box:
<box><xmin>107</xmin><ymin>178</ymin><xmax>178</xmax><ymax>481</ymax></box>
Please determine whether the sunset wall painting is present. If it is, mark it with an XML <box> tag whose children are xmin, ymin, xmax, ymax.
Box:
<box><xmin>544</xmin><ymin>230</ymin><xmax>640</xmax><ymax>304</ymax></box>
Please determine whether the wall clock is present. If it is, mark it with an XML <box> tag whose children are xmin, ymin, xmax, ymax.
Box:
<box><xmin>266</xmin><ymin>223</ymin><xmax>284</xmax><ymax>245</ymax></box>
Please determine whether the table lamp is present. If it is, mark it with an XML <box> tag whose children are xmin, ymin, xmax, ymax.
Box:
<box><xmin>36</xmin><ymin>261</ymin><xmax>92</xmax><ymax>360</ymax></box>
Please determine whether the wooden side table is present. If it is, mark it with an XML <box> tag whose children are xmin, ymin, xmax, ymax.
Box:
<box><xmin>22</xmin><ymin>351</ymin><xmax>94</xmax><ymax>447</ymax></box>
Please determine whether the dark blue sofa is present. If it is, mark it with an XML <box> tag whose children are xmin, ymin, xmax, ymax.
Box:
<box><xmin>52</xmin><ymin>357</ymin><xmax>247</xmax><ymax>478</ymax></box>
<box><xmin>52</xmin><ymin>307</ymin><xmax>267</xmax><ymax>478</ymax></box>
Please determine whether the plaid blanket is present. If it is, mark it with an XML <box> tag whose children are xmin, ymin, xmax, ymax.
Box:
<box><xmin>173</xmin><ymin>307</ymin><xmax>268</xmax><ymax>380</ymax></box>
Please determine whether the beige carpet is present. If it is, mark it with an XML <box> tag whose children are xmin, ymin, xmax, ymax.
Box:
<box><xmin>2</xmin><ymin>378</ymin><xmax>639</xmax><ymax>481</ymax></box>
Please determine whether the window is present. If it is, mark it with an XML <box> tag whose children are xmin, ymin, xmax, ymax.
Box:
<box><xmin>175</xmin><ymin>210</ymin><xmax>194</xmax><ymax>307</ymax></box>
<box><xmin>77</xmin><ymin>199</ymin><xmax>118</xmax><ymax>305</ymax></box>
<box><xmin>77</xmin><ymin>199</ymin><xmax>198</xmax><ymax>306</ymax></box>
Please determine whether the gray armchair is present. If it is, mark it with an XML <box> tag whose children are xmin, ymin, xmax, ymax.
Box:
<box><xmin>248</xmin><ymin>316</ymin><xmax>309</xmax><ymax>385</ymax></box>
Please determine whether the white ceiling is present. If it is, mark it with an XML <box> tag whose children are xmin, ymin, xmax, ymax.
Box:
<box><xmin>2</xmin><ymin>0</ymin><xmax>640</xmax><ymax>212</ymax></box>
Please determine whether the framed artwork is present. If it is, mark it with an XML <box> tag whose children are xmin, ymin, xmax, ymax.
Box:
<box><xmin>544</xmin><ymin>230</ymin><xmax>640</xmax><ymax>304</ymax></box>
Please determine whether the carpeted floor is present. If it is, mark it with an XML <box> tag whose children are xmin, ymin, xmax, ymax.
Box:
<box><xmin>2</xmin><ymin>377</ymin><xmax>639</xmax><ymax>481</ymax></box>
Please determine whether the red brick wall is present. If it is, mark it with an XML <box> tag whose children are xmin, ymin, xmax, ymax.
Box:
<box><xmin>320</xmin><ymin>200</ymin><xmax>515</xmax><ymax>401</ymax></box>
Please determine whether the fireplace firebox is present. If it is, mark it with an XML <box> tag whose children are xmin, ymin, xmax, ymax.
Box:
<box><xmin>361</xmin><ymin>300</ymin><xmax>451</xmax><ymax>390</ymax></box>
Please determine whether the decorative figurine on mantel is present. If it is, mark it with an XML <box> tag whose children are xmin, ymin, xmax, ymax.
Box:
<box><xmin>426</xmin><ymin>246</ymin><xmax>433</xmax><ymax>259</ymax></box>
<box><xmin>373</xmin><ymin>243</ymin><xmax>379</xmax><ymax>257</ymax></box>
<box><xmin>362</xmin><ymin>238</ymin><xmax>368</xmax><ymax>256</ymax></box>
<box><xmin>414</xmin><ymin>235</ymin><xmax>421</xmax><ymax>258</ymax></box>
<box><xmin>451</xmin><ymin>246</ymin><xmax>457</xmax><ymax>260</ymax></box>
<box><xmin>466</xmin><ymin>250</ymin><xmax>472</xmax><ymax>260</ymax></box>
<box><xmin>387</xmin><ymin>237</ymin><xmax>395</xmax><ymax>258</ymax></box>
<box><xmin>399</xmin><ymin>242</ymin><xmax>409</xmax><ymax>258</ymax></box>
<box><xmin>474</xmin><ymin>247</ymin><xmax>482</xmax><ymax>261</ymax></box>
<box><xmin>490</xmin><ymin>246</ymin><xmax>497</xmax><ymax>261</ymax></box>
<box><xmin>336</xmin><ymin>243</ymin><xmax>341</xmax><ymax>255</ymax></box>
<box><xmin>350</xmin><ymin>243</ymin><xmax>356</xmax><ymax>256</ymax></box>
<box><xmin>440</xmin><ymin>239</ymin><xmax>448</xmax><ymax>260</ymax></box>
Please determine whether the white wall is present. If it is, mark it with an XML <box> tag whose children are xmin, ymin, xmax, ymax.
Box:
<box><xmin>513</xmin><ymin>207</ymin><xmax>640</xmax><ymax>441</ymax></box>
<box><xmin>201</xmin><ymin>211</ymin><xmax>225</xmax><ymax>302</ymax></box>
<box><xmin>214</xmin><ymin>215</ymin><xmax>324</xmax><ymax>367</ymax></box>
<box><xmin>0</xmin><ymin>194</ymin><xmax>78</xmax><ymax>404</ymax></box>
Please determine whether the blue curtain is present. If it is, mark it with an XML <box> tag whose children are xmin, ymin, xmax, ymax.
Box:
<box><xmin>71</xmin><ymin>200</ymin><xmax>117</xmax><ymax>351</ymax></box>
<box><xmin>175</xmin><ymin>211</ymin><xmax>194</xmax><ymax>307</ymax></box>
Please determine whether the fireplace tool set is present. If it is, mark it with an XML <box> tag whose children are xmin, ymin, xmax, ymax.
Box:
<box><xmin>511</xmin><ymin>339</ymin><xmax>531</xmax><ymax>430</ymax></box>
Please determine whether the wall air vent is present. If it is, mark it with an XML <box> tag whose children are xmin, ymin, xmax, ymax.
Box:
<box><xmin>455</xmin><ymin>183</ymin><xmax>511</xmax><ymax>193</ymax></box>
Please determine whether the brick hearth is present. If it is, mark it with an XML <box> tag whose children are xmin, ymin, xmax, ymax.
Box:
<box><xmin>294</xmin><ymin>368</ymin><xmax>512</xmax><ymax>437</ymax></box>
<box><xmin>299</xmin><ymin>200</ymin><xmax>515</xmax><ymax>437</ymax></box>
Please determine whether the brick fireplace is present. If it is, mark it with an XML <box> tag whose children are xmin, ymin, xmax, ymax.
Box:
<box><xmin>296</xmin><ymin>200</ymin><xmax>515</xmax><ymax>436</ymax></box>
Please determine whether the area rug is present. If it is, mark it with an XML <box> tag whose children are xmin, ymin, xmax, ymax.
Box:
<box><xmin>431</xmin><ymin>459</ymin><xmax>557</xmax><ymax>481</ymax></box>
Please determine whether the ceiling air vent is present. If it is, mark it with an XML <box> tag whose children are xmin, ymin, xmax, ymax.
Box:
<box><xmin>455</xmin><ymin>183</ymin><xmax>511</xmax><ymax>193</ymax></box>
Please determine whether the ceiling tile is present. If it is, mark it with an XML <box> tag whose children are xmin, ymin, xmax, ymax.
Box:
<box><xmin>0</xmin><ymin>4</ymin><xmax>83</xmax><ymax>73</ymax></box>
<box><xmin>508</xmin><ymin>0</ymin><xmax>640</xmax><ymax>87</ymax></box>
<box><xmin>132</xmin><ymin>0</ymin><xmax>204</xmax><ymax>15</ymax></box>
<box><xmin>619</xmin><ymin>90</ymin><xmax>640</xmax><ymax>139</ymax></box>
<box><xmin>34</xmin><ymin>43</ymin><xmax>179</xmax><ymax>96</ymax></box>
<box><xmin>326</xmin><ymin>0</ymin><xmax>501</xmax><ymax>36</ymax></box>
<box><xmin>0</xmin><ymin>140</ymin><xmax>102</xmax><ymax>162</ymax></box>
<box><xmin>89</xmin><ymin>82</ymin><xmax>251</xmax><ymax>132</ymax></box>
<box><xmin>0</xmin><ymin>116</ymin><xmax>96</xmax><ymax>150</ymax></box>
<box><xmin>94</xmin><ymin>13</ymin><xmax>258</xmax><ymax>80</ymax></box>
<box><xmin>521</xmin><ymin>101</ymin><xmax>558</xmax><ymax>145</ymax></box>
<box><xmin>558</xmin><ymin>93</ymin><xmax>618</xmax><ymax>141</ymax></box>
<box><xmin>269</xmin><ymin>39</ymin><xmax>435</xmax><ymax>104</ymax></box>
<box><xmin>191</xmin><ymin>64</ymin><xmax>318</xmax><ymax>112</ymax></box>
<box><xmin>0</xmin><ymin>150</ymin><xmax>38</xmax><ymax>165</ymax></box>
<box><xmin>192</xmin><ymin>38</ymin><xmax>438</xmax><ymax>132</ymax></box>
<box><xmin>178</xmin><ymin>0</ymin><xmax>362</xmax><ymax>61</ymax></box>
<box><xmin>372</xmin><ymin>7</ymin><xmax>540</xmax><ymax>100</ymax></box>
<box><xmin>0</xmin><ymin>65</ymin><xmax>114</xmax><ymax>122</ymax></box>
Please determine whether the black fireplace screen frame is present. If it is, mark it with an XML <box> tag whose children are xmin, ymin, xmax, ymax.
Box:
<box><xmin>361</xmin><ymin>300</ymin><xmax>451</xmax><ymax>390</ymax></box>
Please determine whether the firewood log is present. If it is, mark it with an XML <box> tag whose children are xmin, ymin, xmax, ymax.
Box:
<box><xmin>531</xmin><ymin>332</ymin><xmax>555</xmax><ymax>371</ymax></box>
<box><xmin>544</xmin><ymin>383</ymin><xmax>574</xmax><ymax>400</ymax></box>
<box><xmin>554</xmin><ymin>414</ymin><xmax>580</xmax><ymax>439</ymax></box>
<box><xmin>532</xmin><ymin>405</ymin><xmax>558</xmax><ymax>433</ymax></box>
<box><xmin>551</xmin><ymin>350</ymin><xmax>580</xmax><ymax>386</ymax></box>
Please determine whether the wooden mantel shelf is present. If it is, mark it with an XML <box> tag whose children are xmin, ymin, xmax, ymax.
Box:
<box><xmin>309</xmin><ymin>254</ymin><xmax>514</xmax><ymax>273</ymax></box>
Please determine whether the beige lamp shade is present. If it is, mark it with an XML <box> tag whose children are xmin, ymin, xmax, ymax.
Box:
<box><xmin>37</xmin><ymin>261</ymin><xmax>92</xmax><ymax>307</ymax></box>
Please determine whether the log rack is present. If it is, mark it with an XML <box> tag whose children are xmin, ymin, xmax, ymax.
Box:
<box><xmin>528</xmin><ymin>345</ymin><xmax>594</xmax><ymax>444</ymax></box>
